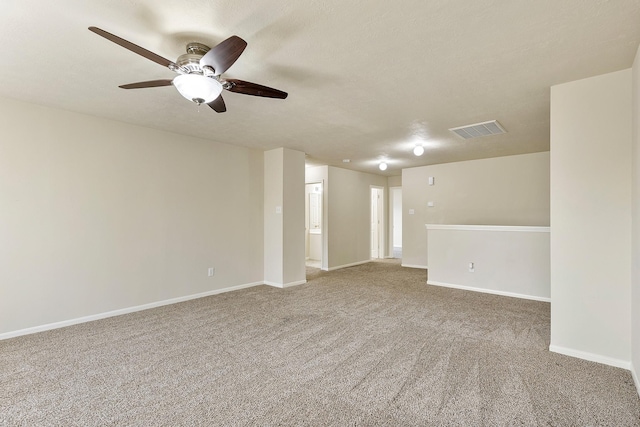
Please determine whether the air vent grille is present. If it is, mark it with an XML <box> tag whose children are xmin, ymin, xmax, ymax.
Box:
<box><xmin>449</xmin><ymin>120</ymin><xmax>506</xmax><ymax>139</ymax></box>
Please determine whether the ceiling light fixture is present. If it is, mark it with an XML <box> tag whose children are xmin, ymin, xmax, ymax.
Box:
<box><xmin>413</xmin><ymin>145</ymin><xmax>425</xmax><ymax>156</ymax></box>
<box><xmin>379</xmin><ymin>162</ymin><xmax>388</xmax><ymax>171</ymax></box>
<box><xmin>172</xmin><ymin>74</ymin><xmax>223</xmax><ymax>105</ymax></box>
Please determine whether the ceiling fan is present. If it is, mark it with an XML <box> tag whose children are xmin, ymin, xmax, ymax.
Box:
<box><xmin>88</xmin><ymin>27</ymin><xmax>287</xmax><ymax>113</ymax></box>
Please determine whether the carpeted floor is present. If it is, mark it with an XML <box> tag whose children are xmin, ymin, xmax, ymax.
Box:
<box><xmin>1</xmin><ymin>260</ymin><xmax>639</xmax><ymax>426</ymax></box>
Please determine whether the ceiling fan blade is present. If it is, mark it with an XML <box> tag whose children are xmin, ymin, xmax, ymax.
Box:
<box><xmin>224</xmin><ymin>79</ymin><xmax>288</xmax><ymax>99</ymax></box>
<box><xmin>200</xmin><ymin>36</ymin><xmax>247</xmax><ymax>76</ymax></box>
<box><xmin>119</xmin><ymin>79</ymin><xmax>173</xmax><ymax>89</ymax></box>
<box><xmin>208</xmin><ymin>95</ymin><xmax>227</xmax><ymax>113</ymax></box>
<box><xmin>89</xmin><ymin>27</ymin><xmax>176</xmax><ymax>69</ymax></box>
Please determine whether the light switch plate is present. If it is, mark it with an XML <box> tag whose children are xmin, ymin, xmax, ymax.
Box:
<box><xmin>409</xmin><ymin>209</ymin><xmax>415</xmax><ymax>215</ymax></box>
<box><xmin>276</xmin><ymin>206</ymin><xmax>282</xmax><ymax>214</ymax></box>
<box><xmin>427</xmin><ymin>201</ymin><xmax>434</xmax><ymax>207</ymax></box>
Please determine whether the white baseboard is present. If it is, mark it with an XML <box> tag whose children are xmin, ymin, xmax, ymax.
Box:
<box><xmin>284</xmin><ymin>279</ymin><xmax>307</xmax><ymax>288</ymax></box>
<box><xmin>426</xmin><ymin>280</ymin><xmax>550</xmax><ymax>302</ymax></box>
<box><xmin>328</xmin><ymin>260</ymin><xmax>371</xmax><ymax>271</ymax></box>
<box><xmin>264</xmin><ymin>279</ymin><xmax>307</xmax><ymax>288</ymax></box>
<box><xmin>631</xmin><ymin>363</ymin><xmax>640</xmax><ymax>397</ymax></box>
<box><xmin>0</xmin><ymin>281</ymin><xmax>264</xmax><ymax>341</ymax></box>
<box><xmin>549</xmin><ymin>345</ymin><xmax>631</xmax><ymax>370</ymax></box>
<box><xmin>401</xmin><ymin>264</ymin><xmax>428</xmax><ymax>269</ymax></box>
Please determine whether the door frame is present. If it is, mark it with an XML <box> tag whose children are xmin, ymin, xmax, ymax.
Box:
<box><xmin>389</xmin><ymin>186</ymin><xmax>402</xmax><ymax>258</ymax></box>
<box><xmin>370</xmin><ymin>185</ymin><xmax>385</xmax><ymax>259</ymax></box>
<box><xmin>305</xmin><ymin>181</ymin><xmax>325</xmax><ymax>269</ymax></box>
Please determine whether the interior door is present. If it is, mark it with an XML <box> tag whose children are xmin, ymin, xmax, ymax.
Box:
<box><xmin>371</xmin><ymin>188</ymin><xmax>380</xmax><ymax>258</ymax></box>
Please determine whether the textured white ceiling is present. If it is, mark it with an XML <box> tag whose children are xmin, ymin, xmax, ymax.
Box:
<box><xmin>1</xmin><ymin>0</ymin><xmax>639</xmax><ymax>175</ymax></box>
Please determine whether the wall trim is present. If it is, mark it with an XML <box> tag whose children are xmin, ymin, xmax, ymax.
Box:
<box><xmin>426</xmin><ymin>280</ymin><xmax>550</xmax><ymax>302</ymax></box>
<box><xmin>631</xmin><ymin>363</ymin><xmax>640</xmax><ymax>397</ymax></box>
<box><xmin>549</xmin><ymin>345</ymin><xmax>631</xmax><ymax>370</ymax></box>
<box><xmin>0</xmin><ymin>281</ymin><xmax>264</xmax><ymax>341</ymax></box>
<box><xmin>401</xmin><ymin>264</ymin><xmax>428</xmax><ymax>269</ymax></box>
<box><xmin>425</xmin><ymin>224</ymin><xmax>550</xmax><ymax>233</ymax></box>
<box><xmin>264</xmin><ymin>279</ymin><xmax>307</xmax><ymax>288</ymax></box>
<box><xmin>327</xmin><ymin>260</ymin><xmax>371</xmax><ymax>271</ymax></box>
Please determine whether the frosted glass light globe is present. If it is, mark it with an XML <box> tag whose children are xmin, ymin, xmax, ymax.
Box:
<box><xmin>173</xmin><ymin>74</ymin><xmax>222</xmax><ymax>104</ymax></box>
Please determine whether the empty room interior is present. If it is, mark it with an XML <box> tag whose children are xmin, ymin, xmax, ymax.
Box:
<box><xmin>2</xmin><ymin>1</ymin><xmax>640</xmax><ymax>425</ymax></box>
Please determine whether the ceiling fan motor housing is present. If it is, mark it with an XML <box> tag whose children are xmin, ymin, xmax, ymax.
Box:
<box><xmin>177</xmin><ymin>42</ymin><xmax>214</xmax><ymax>75</ymax></box>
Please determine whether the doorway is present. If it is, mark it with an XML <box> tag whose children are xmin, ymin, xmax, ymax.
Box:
<box><xmin>389</xmin><ymin>187</ymin><xmax>402</xmax><ymax>258</ymax></box>
<box><xmin>390</xmin><ymin>187</ymin><xmax>402</xmax><ymax>258</ymax></box>
<box><xmin>370</xmin><ymin>186</ymin><xmax>384</xmax><ymax>259</ymax></box>
<box><xmin>305</xmin><ymin>182</ymin><xmax>323</xmax><ymax>268</ymax></box>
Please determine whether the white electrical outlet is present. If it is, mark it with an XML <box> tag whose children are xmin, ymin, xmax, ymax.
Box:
<box><xmin>208</xmin><ymin>267</ymin><xmax>215</xmax><ymax>277</ymax></box>
<box><xmin>468</xmin><ymin>262</ymin><xmax>475</xmax><ymax>273</ymax></box>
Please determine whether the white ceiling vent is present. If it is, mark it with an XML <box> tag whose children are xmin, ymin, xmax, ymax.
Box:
<box><xmin>449</xmin><ymin>120</ymin><xmax>506</xmax><ymax>139</ymax></box>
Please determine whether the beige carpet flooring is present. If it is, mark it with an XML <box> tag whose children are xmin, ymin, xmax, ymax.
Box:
<box><xmin>1</xmin><ymin>260</ymin><xmax>639</xmax><ymax>426</ymax></box>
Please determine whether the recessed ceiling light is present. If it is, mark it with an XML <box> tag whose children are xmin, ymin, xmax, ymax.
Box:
<box><xmin>379</xmin><ymin>162</ymin><xmax>388</xmax><ymax>171</ymax></box>
<box><xmin>413</xmin><ymin>146</ymin><xmax>425</xmax><ymax>156</ymax></box>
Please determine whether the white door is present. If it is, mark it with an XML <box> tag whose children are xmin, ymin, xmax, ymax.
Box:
<box><xmin>371</xmin><ymin>187</ymin><xmax>383</xmax><ymax>259</ymax></box>
<box><xmin>391</xmin><ymin>187</ymin><xmax>402</xmax><ymax>253</ymax></box>
<box><xmin>371</xmin><ymin>189</ymin><xmax>379</xmax><ymax>258</ymax></box>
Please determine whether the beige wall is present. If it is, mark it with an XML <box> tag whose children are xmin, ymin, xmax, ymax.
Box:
<box><xmin>264</xmin><ymin>148</ymin><xmax>305</xmax><ymax>287</ymax></box>
<box><xmin>632</xmin><ymin>45</ymin><xmax>640</xmax><ymax>383</ymax></box>
<box><xmin>282</xmin><ymin>149</ymin><xmax>306</xmax><ymax>285</ymax></box>
<box><xmin>264</xmin><ymin>149</ymin><xmax>284</xmax><ymax>284</ymax></box>
<box><xmin>0</xmin><ymin>97</ymin><xmax>264</xmax><ymax>335</ymax></box>
<box><xmin>427</xmin><ymin>225</ymin><xmax>550</xmax><ymax>300</ymax></box>
<box><xmin>305</xmin><ymin>165</ymin><xmax>387</xmax><ymax>270</ymax></box>
<box><xmin>401</xmin><ymin>152</ymin><xmax>550</xmax><ymax>268</ymax></box>
<box><xmin>326</xmin><ymin>167</ymin><xmax>387</xmax><ymax>269</ymax></box>
<box><xmin>550</xmin><ymin>69</ymin><xmax>632</xmax><ymax>367</ymax></box>
<box><xmin>387</xmin><ymin>175</ymin><xmax>402</xmax><ymax>187</ymax></box>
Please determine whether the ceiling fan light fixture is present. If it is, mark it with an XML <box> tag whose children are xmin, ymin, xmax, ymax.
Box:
<box><xmin>173</xmin><ymin>74</ymin><xmax>222</xmax><ymax>105</ymax></box>
<box><xmin>413</xmin><ymin>145</ymin><xmax>425</xmax><ymax>156</ymax></box>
